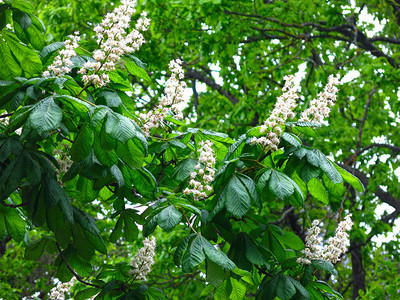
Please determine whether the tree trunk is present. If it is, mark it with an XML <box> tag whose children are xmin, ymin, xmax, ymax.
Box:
<box><xmin>351</xmin><ymin>240</ymin><xmax>366</xmax><ymax>299</ymax></box>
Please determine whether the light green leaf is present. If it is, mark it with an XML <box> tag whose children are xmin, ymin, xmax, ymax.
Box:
<box><xmin>307</xmin><ymin>178</ymin><xmax>329</xmax><ymax>204</ymax></box>
<box><xmin>229</xmin><ymin>278</ymin><xmax>246</xmax><ymax>300</ymax></box>
<box><xmin>335</xmin><ymin>165</ymin><xmax>364</xmax><ymax>192</ymax></box>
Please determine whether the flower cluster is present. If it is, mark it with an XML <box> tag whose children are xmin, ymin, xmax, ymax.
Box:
<box><xmin>48</xmin><ymin>279</ymin><xmax>75</xmax><ymax>300</ymax></box>
<box><xmin>297</xmin><ymin>214</ymin><xmax>353</xmax><ymax>265</ymax></box>
<box><xmin>324</xmin><ymin>214</ymin><xmax>353</xmax><ymax>263</ymax></box>
<box><xmin>250</xmin><ymin>75</ymin><xmax>299</xmax><ymax>151</ymax></box>
<box><xmin>78</xmin><ymin>0</ymin><xmax>150</xmax><ymax>88</ymax></box>
<box><xmin>43</xmin><ymin>32</ymin><xmax>80</xmax><ymax>77</ymax></box>
<box><xmin>53</xmin><ymin>143</ymin><xmax>73</xmax><ymax>186</ymax></box>
<box><xmin>183</xmin><ymin>140</ymin><xmax>216</xmax><ymax>200</ymax></box>
<box><xmin>140</xmin><ymin>58</ymin><xmax>187</xmax><ymax>136</ymax></box>
<box><xmin>129</xmin><ymin>236</ymin><xmax>156</xmax><ymax>282</ymax></box>
<box><xmin>298</xmin><ymin>74</ymin><xmax>340</xmax><ymax>123</ymax></box>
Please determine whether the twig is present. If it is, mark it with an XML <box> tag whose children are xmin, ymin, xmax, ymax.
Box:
<box><xmin>56</xmin><ymin>243</ymin><xmax>101</xmax><ymax>288</ymax></box>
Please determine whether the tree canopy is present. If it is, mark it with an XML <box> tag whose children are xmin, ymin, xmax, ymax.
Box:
<box><xmin>0</xmin><ymin>0</ymin><xmax>400</xmax><ymax>299</ymax></box>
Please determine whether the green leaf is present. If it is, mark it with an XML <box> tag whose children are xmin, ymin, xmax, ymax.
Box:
<box><xmin>172</xmin><ymin>158</ymin><xmax>197</xmax><ymax>181</ymax></box>
<box><xmin>110</xmin><ymin>216</ymin><xmax>123</xmax><ymax>243</ymax></box>
<box><xmin>312</xmin><ymin>260</ymin><xmax>338</xmax><ymax>276</ymax></box>
<box><xmin>28</xmin><ymin>97</ymin><xmax>62</xmax><ymax>136</ymax></box>
<box><xmin>279</xmin><ymin>231</ymin><xmax>305</xmax><ymax>251</ymax></box>
<box><xmin>123</xmin><ymin>214</ymin><xmax>138</xmax><ymax>242</ymax></box>
<box><xmin>70</xmin><ymin>124</ymin><xmax>93</xmax><ymax>162</ymax></box>
<box><xmin>97</xmin><ymin>89</ymin><xmax>122</xmax><ymax>107</ymax></box>
<box><xmin>286</xmin><ymin>276</ymin><xmax>310</xmax><ymax>299</ymax></box>
<box><xmin>10</xmin><ymin>0</ymin><xmax>33</xmax><ymax>12</ymax></box>
<box><xmin>0</xmin><ymin>38</ymin><xmax>22</xmax><ymax>80</ymax></box>
<box><xmin>3</xmin><ymin>207</ymin><xmax>25</xmax><ymax>242</ymax></box>
<box><xmin>110</xmin><ymin>164</ymin><xmax>124</xmax><ymax>187</ymax></box>
<box><xmin>25</xmin><ymin>238</ymin><xmax>47</xmax><ymax>260</ymax></box>
<box><xmin>55</xmin><ymin>95</ymin><xmax>93</xmax><ymax>116</ymax></box>
<box><xmin>174</xmin><ymin>234</ymin><xmax>192</xmax><ymax>266</ymax></box>
<box><xmin>105</xmin><ymin>110</ymin><xmax>147</xmax><ymax>150</ymax></box>
<box><xmin>73</xmin><ymin>207</ymin><xmax>100</xmax><ymax>236</ymax></box>
<box><xmin>200</xmin><ymin>236</ymin><xmax>236</xmax><ymax>270</ymax></box>
<box><xmin>224</xmin><ymin>134</ymin><xmax>246</xmax><ymax>161</ymax></box>
<box><xmin>3</xmin><ymin>31</ymin><xmax>42</xmax><ymax>75</ymax></box>
<box><xmin>230</xmin><ymin>278</ymin><xmax>246</xmax><ymax>300</ymax></box>
<box><xmin>157</xmin><ymin>205</ymin><xmax>182</xmax><ymax>232</ymax></box>
<box><xmin>206</xmin><ymin>259</ymin><xmax>225</xmax><ymax>287</ymax></box>
<box><xmin>131</xmin><ymin>167</ymin><xmax>157</xmax><ymax>199</ymax></box>
<box><xmin>116</xmin><ymin>139</ymin><xmax>145</xmax><ymax>169</ymax></box>
<box><xmin>334</xmin><ymin>165</ymin><xmax>364</xmax><ymax>192</ymax></box>
<box><xmin>276</xmin><ymin>275</ymin><xmax>296</xmax><ymax>300</ymax></box>
<box><xmin>12</xmin><ymin>8</ymin><xmax>31</xmax><ymax>30</ymax></box>
<box><xmin>282</xmin><ymin>132</ymin><xmax>302</xmax><ymax>148</ymax></box>
<box><xmin>269</xmin><ymin>169</ymin><xmax>303</xmax><ymax>204</ymax></box>
<box><xmin>124</xmin><ymin>58</ymin><xmax>151</xmax><ymax>82</ymax></box>
<box><xmin>243</xmin><ymin>234</ymin><xmax>268</xmax><ymax>266</ymax></box>
<box><xmin>214</xmin><ymin>279</ymin><xmax>232</xmax><ymax>300</ymax></box>
<box><xmin>0</xmin><ymin>212</ymin><xmax>6</xmax><ymax>237</ymax></box>
<box><xmin>200</xmin><ymin>284</ymin><xmax>215</xmax><ymax>297</ymax></box>
<box><xmin>309</xmin><ymin>281</ymin><xmax>343</xmax><ymax>299</ymax></box>
<box><xmin>39</xmin><ymin>42</ymin><xmax>64</xmax><ymax>66</ymax></box>
<box><xmin>75</xmin><ymin>288</ymin><xmax>101</xmax><ymax>300</ymax></box>
<box><xmin>182</xmin><ymin>235</ymin><xmax>205</xmax><ymax>273</ymax></box>
<box><xmin>223</xmin><ymin>173</ymin><xmax>252</xmax><ymax>218</ymax></box>
<box><xmin>307</xmin><ymin>178</ymin><xmax>329</xmax><ymax>204</ymax></box>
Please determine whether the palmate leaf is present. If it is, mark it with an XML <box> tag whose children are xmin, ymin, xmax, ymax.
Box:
<box><xmin>182</xmin><ymin>235</ymin><xmax>205</xmax><ymax>273</ymax></box>
<box><xmin>200</xmin><ymin>236</ymin><xmax>236</xmax><ymax>270</ymax></box>
<box><xmin>104</xmin><ymin>110</ymin><xmax>147</xmax><ymax>152</ymax></box>
<box><xmin>0</xmin><ymin>38</ymin><xmax>22</xmax><ymax>80</ymax></box>
<box><xmin>0</xmin><ymin>206</ymin><xmax>26</xmax><ymax>242</ymax></box>
<box><xmin>334</xmin><ymin>165</ymin><xmax>364</xmax><ymax>192</ymax></box>
<box><xmin>157</xmin><ymin>205</ymin><xmax>182</xmax><ymax>232</ymax></box>
<box><xmin>3</xmin><ymin>31</ymin><xmax>42</xmax><ymax>75</ymax></box>
<box><xmin>28</xmin><ymin>97</ymin><xmax>62</xmax><ymax>136</ymax></box>
<box><xmin>268</xmin><ymin>169</ymin><xmax>304</xmax><ymax>204</ymax></box>
<box><xmin>223</xmin><ymin>173</ymin><xmax>253</xmax><ymax>218</ymax></box>
<box><xmin>307</xmin><ymin>177</ymin><xmax>329</xmax><ymax>204</ymax></box>
<box><xmin>70</xmin><ymin>123</ymin><xmax>93</xmax><ymax>162</ymax></box>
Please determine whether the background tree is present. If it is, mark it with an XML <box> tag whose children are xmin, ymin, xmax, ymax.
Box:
<box><xmin>0</xmin><ymin>0</ymin><xmax>399</xmax><ymax>299</ymax></box>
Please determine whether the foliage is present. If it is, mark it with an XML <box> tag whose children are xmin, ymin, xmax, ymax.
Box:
<box><xmin>0</xmin><ymin>0</ymin><xmax>400</xmax><ymax>299</ymax></box>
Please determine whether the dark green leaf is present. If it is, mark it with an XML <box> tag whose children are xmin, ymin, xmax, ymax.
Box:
<box><xmin>157</xmin><ymin>205</ymin><xmax>182</xmax><ymax>232</ymax></box>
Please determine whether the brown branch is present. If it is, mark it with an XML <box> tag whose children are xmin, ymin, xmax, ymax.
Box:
<box><xmin>0</xmin><ymin>201</ymin><xmax>28</xmax><ymax>208</ymax></box>
<box><xmin>185</xmin><ymin>68</ymin><xmax>239</xmax><ymax>105</ymax></box>
<box><xmin>352</xmin><ymin>86</ymin><xmax>377</xmax><ymax>166</ymax></box>
<box><xmin>355</xmin><ymin>143</ymin><xmax>400</xmax><ymax>156</ymax></box>
<box><xmin>0</xmin><ymin>113</ymin><xmax>13</xmax><ymax>119</ymax></box>
<box><xmin>338</xmin><ymin>163</ymin><xmax>400</xmax><ymax>212</ymax></box>
<box><xmin>56</xmin><ymin>243</ymin><xmax>101</xmax><ymax>288</ymax></box>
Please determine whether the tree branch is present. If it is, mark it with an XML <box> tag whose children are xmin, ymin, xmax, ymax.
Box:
<box><xmin>185</xmin><ymin>68</ymin><xmax>239</xmax><ymax>105</ymax></box>
<box><xmin>56</xmin><ymin>243</ymin><xmax>101</xmax><ymax>288</ymax></box>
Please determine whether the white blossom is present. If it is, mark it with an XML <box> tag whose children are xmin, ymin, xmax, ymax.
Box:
<box><xmin>78</xmin><ymin>0</ymin><xmax>151</xmax><ymax>88</ymax></box>
<box><xmin>252</xmin><ymin>75</ymin><xmax>299</xmax><ymax>150</ymax></box>
<box><xmin>129</xmin><ymin>236</ymin><xmax>156</xmax><ymax>282</ymax></box>
<box><xmin>140</xmin><ymin>58</ymin><xmax>187</xmax><ymax>136</ymax></box>
<box><xmin>183</xmin><ymin>140</ymin><xmax>216</xmax><ymax>200</ymax></box>
<box><xmin>48</xmin><ymin>279</ymin><xmax>75</xmax><ymax>300</ymax></box>
<box><xmin>297</xmin><ymin>214</ymin><xmax>353</xmax><ymax>265</ymax></box>
<box><xmin>43</xmin><ymin>32</ymin><xmax>80</xmax><ymax>77</ymax></box>
<box><xmin>299</xmin><ymin>74</ymin><xmax>340</xmax><ymax>123</ymax></box>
